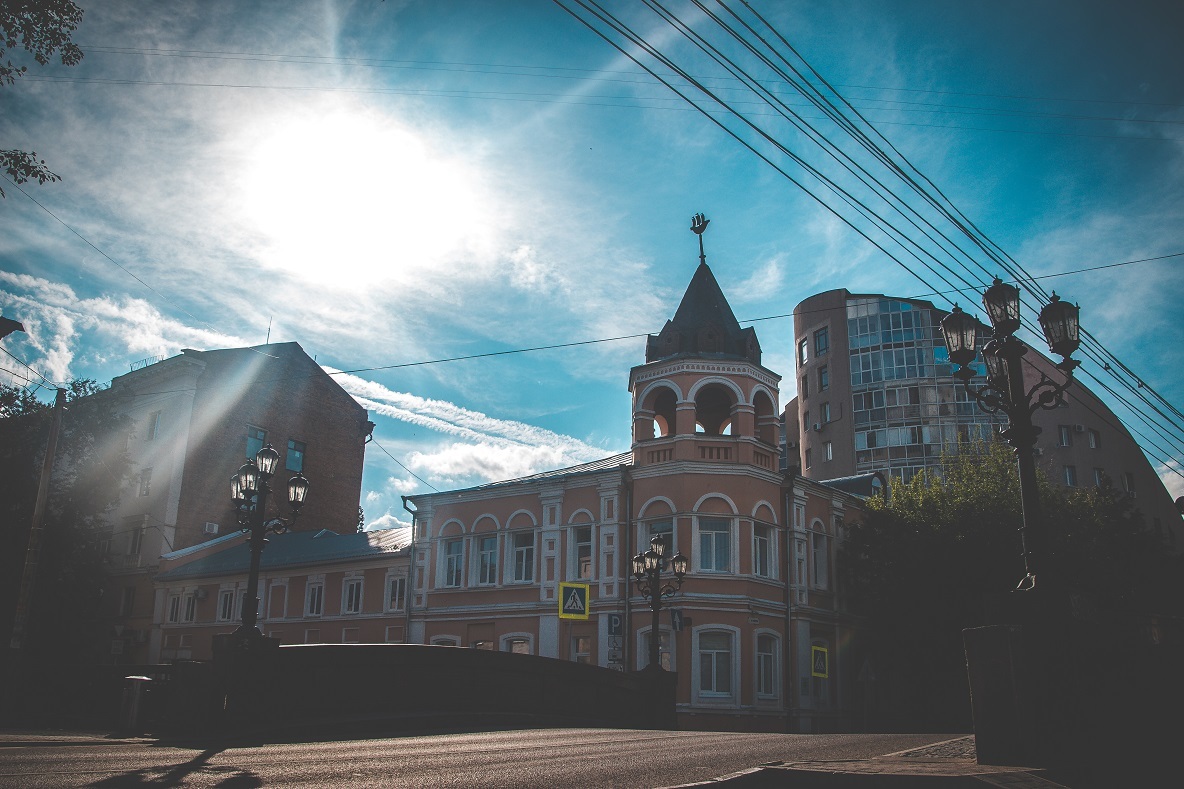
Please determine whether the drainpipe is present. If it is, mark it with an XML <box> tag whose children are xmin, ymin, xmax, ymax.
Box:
<box><xmin>621</xmin><ymin>464</ymin><xmax>634</xmax><ymax>672</ymax></box>
<box><xmin>401</xmin><ymin>496</ymin><xmax>417</xmax><ymax>643</ymax></box>
<box><xmin>781</xmin><ymin>466</ymin><xmax>798</xmax><ymax>733</ymax></box>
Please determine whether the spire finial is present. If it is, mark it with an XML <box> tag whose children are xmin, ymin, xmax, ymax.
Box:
<box><xmin>690</xmin><ymin>213</ymin><xmax>710</xmax><ymax>265</ymax></box>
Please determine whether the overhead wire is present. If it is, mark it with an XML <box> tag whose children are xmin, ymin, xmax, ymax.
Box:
<box><xmin>548</xmin><ymin>0</ymin><xmax>1184</xmax><ymax>480</ymax></box>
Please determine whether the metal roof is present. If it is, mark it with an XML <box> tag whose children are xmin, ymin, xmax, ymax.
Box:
<box><xmin>155</xmin><ymin>526</ymin><xmax>412</xmax><ymax>581</ymax></box>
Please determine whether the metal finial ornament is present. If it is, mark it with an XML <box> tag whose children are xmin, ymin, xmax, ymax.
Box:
<box><xmin>690</xmin><ymin>213</ymin><xmax>710</xmax><ymax>265</ymax></box>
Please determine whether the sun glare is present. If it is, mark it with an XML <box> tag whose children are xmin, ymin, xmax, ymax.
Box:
<box><xmin>238</xmin><ymin>109</ymin><xmax>494</xmax><ymax>287</ymax></box>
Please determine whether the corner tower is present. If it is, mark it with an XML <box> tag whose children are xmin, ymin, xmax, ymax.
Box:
<box><xmin>629</xmin><ymin>216</ymin><xmax>781</xmax><ymax>469</ymax></box>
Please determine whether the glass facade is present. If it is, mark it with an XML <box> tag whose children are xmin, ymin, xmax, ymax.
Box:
<box><xmin>846</xmin><ymin>297</ymin><xmax>1001</xmax><ymax>482</ymax></box>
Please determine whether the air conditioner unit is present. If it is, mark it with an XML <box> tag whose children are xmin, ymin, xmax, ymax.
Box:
<box><xmin>203</xmin><ymin>521</ymin><xmax>219</xmax><ymax>535</ymax></box>
<box><xmin>1073</xmin><ymin>424</ymin><xmax>1085</xmax><ymax>433</ymax></box>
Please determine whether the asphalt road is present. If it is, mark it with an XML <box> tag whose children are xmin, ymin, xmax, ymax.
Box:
<box><xmin>0</xmin><ymin>728</ymin><xmax>961</xmax><ymax>788</ymax></box>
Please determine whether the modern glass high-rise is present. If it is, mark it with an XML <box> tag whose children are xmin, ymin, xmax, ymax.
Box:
<box><xmin>786</xmin><ymin>289</ymin><xmax>1181</xmax><ymax>547</ymax></box>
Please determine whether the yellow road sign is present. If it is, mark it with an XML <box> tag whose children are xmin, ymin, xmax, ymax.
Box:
<box><xmin>559</xmin><ymin>582</ymin><xmax>590</xmax><ymax>620</ymax></box>
<box><xmin>811</xmin><ymin>645</ymin><xmax>829</xmax><ymax>678</ymax></box>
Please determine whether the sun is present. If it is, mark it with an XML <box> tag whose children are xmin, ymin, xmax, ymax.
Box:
<box><xmin>237</xmin><ymin>107</ymin><xmax>495</xmax><ymax>287</ymax></box>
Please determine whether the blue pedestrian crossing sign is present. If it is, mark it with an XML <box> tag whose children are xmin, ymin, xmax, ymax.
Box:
<box><xmin>811</xmin><ymin>646</ymin><xmax>829</xmax><ymax>678</ymax></box>
<box><xmin>559</xmin><ymin>582</ymin><xmax>590</xmax><ymax>620</ymax></box>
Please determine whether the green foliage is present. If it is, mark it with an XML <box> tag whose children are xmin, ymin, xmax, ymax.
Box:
<box><xmin>0</xmin><ymin>380</ymin><xmax>130</xmax><ymax>664</ymax></box>
<box><xmin>0</xmin><ymin>0</ymin><xmax>83</xmax><ymax>85</ymax></box>
<box><xmin>1</xmin><ymin>0</ymin><xmax>83</xmax><ymax>198</ymax></box>
<box><xmin>841</xmin><ymin>440</ymin><xmax>1182</xmax><ymax>728</ymax></box>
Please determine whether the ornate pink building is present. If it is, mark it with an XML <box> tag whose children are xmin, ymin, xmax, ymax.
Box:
<box><xmin>405</xmin><ymin>257</ymin><xmax>868</xmax><ymax>731</ymax></box>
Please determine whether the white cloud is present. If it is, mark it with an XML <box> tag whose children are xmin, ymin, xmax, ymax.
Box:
<box><xmin>727</xmin><ymin>256</ymin><xmax>785</xmax><ymax>305</ymax></box>
<box><xmin>0</xmin><ymin>271</ymin><xmax>246</xmax><ymax>382</ymax></box>
<box><xmin>406</xmin><ymin>441</ymin><xmax>573</xmax><ymax>484</ymax></box>
<box><xmin>331</xmin><ymin>370</ymin><xmax>607</xmax><ymax>462</ymax></box>
<box><xmin>365</xmin><ymin>511</ymin><xmax>411</xmax><ymax>532</ymax></box>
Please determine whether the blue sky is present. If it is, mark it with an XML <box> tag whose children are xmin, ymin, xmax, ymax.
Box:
<box><xmin>2</xmin><ymin>0</ymin><xmax>1182</xmax><ymax>529</ymax></box>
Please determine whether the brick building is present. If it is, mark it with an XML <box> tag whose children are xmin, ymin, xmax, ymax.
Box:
<box><xmin>100</xmin><ymin>342</ymin><xmax>373</xmax><ymax>662</ymax></box>
<box><xmin>403</xmin><ymin>259</ymin><xmax>867</xmax><ymax>731</ymax></box>
<box><xmin>789</xmin><ymin>290</ymin><xmax>1181</xmax><ymax>546</ymax></box>
<box><xmin>151</xmin><ymin>527</ymin><xmax>411</xmax><ymax>661</ymax></box>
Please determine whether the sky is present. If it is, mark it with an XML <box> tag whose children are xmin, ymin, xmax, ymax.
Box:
<box><xmin>2</xmin><ymin>0</ymin><xmax>1183</xmax><ymax>530</ymax></box>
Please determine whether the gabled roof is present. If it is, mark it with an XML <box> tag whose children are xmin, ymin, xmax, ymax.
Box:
<box><xmin>646</xmin><ymin>262</ymin><xmax>760</xmax><ymax>363</ymax></box>
<box><xmin>155</xmin><ymin>526</ymin><xmax>411</xmax><ymax>581</ymax></box>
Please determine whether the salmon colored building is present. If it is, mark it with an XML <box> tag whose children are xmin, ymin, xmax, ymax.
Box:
<box><xmin>405</xmin><ymin>258</ymin><xmax>869</xmax><ymax>731</ymax></box>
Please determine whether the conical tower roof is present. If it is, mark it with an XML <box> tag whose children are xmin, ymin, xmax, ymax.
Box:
<box><xmin>646</xmin><ymin>261</ymin><xmax>761</xmax><ymax>364</ymax></box>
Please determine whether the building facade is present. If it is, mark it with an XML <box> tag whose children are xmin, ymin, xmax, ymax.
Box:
<box><xmin>151</xmin><ymin>528</ymin><xmax>411</xmax><ymax>661</ymax></box>
<box><xmin>790</xmin><ymin>289</ymin><xmax>1181</xmax><ymax>546</ymax></box>
<box><xmin>404</xmin><ymin>261</ymin><xmax>865</xmax><ymax>731</ymax></box>
<box><xmin>100</xmin><ymin>342</ymin><xmax>373</xmax><ymax>663</ymax></box>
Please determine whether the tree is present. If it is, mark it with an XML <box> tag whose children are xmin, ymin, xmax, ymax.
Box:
<box><xmin>1</xmin><ymin>0</ymin><xmax>84</xmax><ymax>198</ymax></box>
<box><xmin>840</xmin><ymin>441</ymin><xmax>1183</xmax><ymax>729</ymax></box>
<box><xmin>0</xmin><ymin>380</ymin><xmax>129</xmax><ymax>674</ymax></box>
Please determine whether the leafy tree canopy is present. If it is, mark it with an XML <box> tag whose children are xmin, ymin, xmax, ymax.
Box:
<box><xmin>840</xmin><ymin>440</ymin><xmax>1182</xmax><ymax>728</ymax></box>
<box><xmin>1</xmin><ymin>0</ymin><xmax>84</xmax><ymax>197</ymax></box>
<box><xmin>0</xmin><ymin>379</ymin><xmax>130</xmax><ymax>665</ymax></box>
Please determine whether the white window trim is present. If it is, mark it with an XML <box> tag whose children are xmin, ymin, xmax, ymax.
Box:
<box><xmin>385</xmin><ymin>572</ymin><xmax>408</xmax><ymax>613</ymax></box>
<box><xmin>474</xmin><ymin>533</ymin><xmax>500</xmax><ymax>586</ymax></box>
<box><xmin>431</xmin><ymin>635</ymin><xmax>461</xmax><ymax>646</ymax></box>
<box><xmin>635</xmin><ymin>625</ymin><xmax>675</xmax><ymax>671</ymax></box>
<box><xmin>217</xmin><ymin>588</ymin><xmax>236</xmax><ymax>622</ymax></box>
<box><xmin>440</xmin><ymin>536</ymin><xmax>466</xmax><ymax>588</ymax></box>
<box><xmin>693</xmin><ymin>515</ymin><xmax>737</xmax><ymax>574</ymax></box>
<box><xmin>691</xmin><ymin>625</ymin><xmax>740</xmax><ymax>706</ymax></box>
<box><xmin>809</xmin><ymin>518</ymin><xmax>830</xmax><ymax>590</ymax></box>
<box><xmin>753</xmin><ymin>629</ymin><xmax>781</xmax><ymax>701</ymax></box>
<box><xmin>508</xmin><ymin>531</ymin><xmax>536</xmax><ymax>584</ymax></box>
<box><xmin>341</xmin><ymin>574</ymin><xmax>364</xmax><ymax>615</ymax></box>
<box><xmin>640</xmin><ymin>518</ymin><xmax>675</xmax><ymax>555</ymax></box>
<box><xmin>570</xmin><ymin>523</ymin><xmax>595</xmax><ymax>582</ymax></box>
<box><xmin>305</xmin><ymin>577</ymin><xmax>325</xmax><ymax>618</ymax></box>
<box><xmin>752</xmin><ymin>522</ymin><xmax>777</xmax><ymax>580</ymax></box>
<box><xmin>501</xmin><ymin>632</ymin><xmax>534</xmax><ymax>654</ymax></box>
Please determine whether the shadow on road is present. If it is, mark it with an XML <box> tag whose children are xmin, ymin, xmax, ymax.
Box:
<box><xmin>87</xmin><ymin>747</ymin><xmax>262</xmax><ymax>787</ymax></box>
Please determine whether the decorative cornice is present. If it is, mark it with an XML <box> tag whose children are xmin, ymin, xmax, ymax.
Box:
<box><xmin>629</xmin><ymin>359</ymin><xmax>781</xmax><ymax>390</ymax></box>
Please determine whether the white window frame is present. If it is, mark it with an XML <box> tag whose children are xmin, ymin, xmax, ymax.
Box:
<box><xmin>306</xmin><ymin>579</ymin><xmax>324</xmax><ymax>617</ymax></box>
<box><xmin>693</xmin><ymin>626</ymin><xmax>739</xmax><ymax>705</ymax></box>
<box><xmin>753</xmin><ymin>523</ymin><xmax>774</xmax><ymax>579</ymax></box>
<box><xmin>510</xmin><ymin>531</ymin><xmax>535</xmax><ymax>583</ymax></box>
<box><xmin>571</xmin><ymin>634</ymin><xmax>592</xmax><ymax>664</ymax></box>
<box><xmin>146</xmin><ymin>410</ymin><xmax>161</xmax><ymax>441</ymax></box>
<box><xmin>218</xmin><ymin>588</ymin><xmax>236</xmax><ymax>622</ymax></box>
<box><xmin>386</xmin><ymin>574</ymin><xmax>407</xmax><ymax>612</ymax></box>
<box><xmin>476</xmin><ymin>534</ymin><xmax>499</xmax><ymax>585</ymax></box>
<box><xmin>182</xmin><ymin>592</ymin><xmax>196</xmax><ymax>623</ymax></box>
<box><xmin>341</xmin><ymin>627</ymin><xmax>360</xmax><ymax>644</ymax></box>
<box><xmin>636</xmin><ymin>626</ymin><xmax>674</xmax><ymax>671</ymax></box>
<box><xmin>572</xmin><ymin>524</ymin><xmax>594</xmax><ymax>580</ymax></box>
<box><xmin>342</xmin><ymin>575</ymin><xmax>364</xmax><ymax>615</ymax></box>
<box><xmin>431</xmin><ymin>636</ymin><xmax>460</xmax><ymax>647</ymax></box>
<box><xmin>697</xmin><ymin>516</ymin><xmax>733</xmax><ymax>573</ymax></box>
<box><xmin>643</xmin><ymin>518</ymin><xmax>674</xmax><ymax>554</ymax></box>
<box><xmin>442</xmin><ymin>537</ymin><xmax>465</xmax><ymax>588</ymax></box>
<box><xmin>501</xmin><ymin>633</ymin><xmax>534</xmax><ymax>654</ymax></box>
<box><xmin>810</xmin><ymin>519</ymin><xmax>830</xmax><ymax>590</ymax></box>
<box><xmin>754</xmin><ymin>630</ymin><xmax>780</xmax><ymax>700</ymax></box>
<box><xmin>166</xmin><ymin>594</ymin><xmax>180</xmax><ymax>623</ymax></box>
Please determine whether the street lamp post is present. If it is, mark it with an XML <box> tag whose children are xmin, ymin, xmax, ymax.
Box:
<box><xmin>940</xmin><ymin>277</ymin><xmax>1081</xmax><ymax>592</ymax></box>
<box><xmin>631</xmin><ymin>535</ymin><xmax>688</xmax><ymax>670</ymax></box>
<box><xmin>230</xmin><ymin>443</ymin><xmax>309</xmax><ymax>645</ymax></box>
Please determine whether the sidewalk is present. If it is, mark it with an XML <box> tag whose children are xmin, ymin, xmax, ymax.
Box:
<box><xmin>673</xmin><ymin>737</ymin><xmax>1074</xmax><ymax>788</ymax></box>
<box><xmin>0</xmin><ymin>729</ymin><xmax>154</xmax><ymax>748</ymax></box>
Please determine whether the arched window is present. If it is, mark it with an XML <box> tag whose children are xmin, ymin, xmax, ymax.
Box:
<box><xmin>694</xmin><ymin>383</ymin><xmax>736</xmax><ymax>436</ymax></box>
<box><xmin>810</xmin><ymin>519</ymin><xmax>830</xmax><ymax>590</ymax></box>
<box><xmin>753</xmin><ymin>390</ymin><xmax>776</xmax><ymax>445</ymax></box>
<box><xmin>754</xmin><ymin>632</ymin><xmax>780</xmax><ymax>699</ymax></box>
